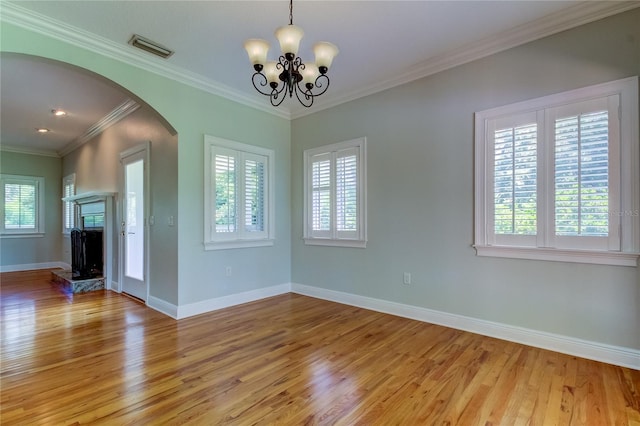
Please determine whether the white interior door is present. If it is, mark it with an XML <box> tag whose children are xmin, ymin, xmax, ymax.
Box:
<box><xmin>120</xmin><ymin>146</ymin><xmax>148</xmax><ymax>301</ymax></box>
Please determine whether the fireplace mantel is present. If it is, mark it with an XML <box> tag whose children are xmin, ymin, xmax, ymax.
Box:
<box><xmin>62</xmin><ymin>191</ymin><xmax>116</xmax><ymax>205</ymax></box>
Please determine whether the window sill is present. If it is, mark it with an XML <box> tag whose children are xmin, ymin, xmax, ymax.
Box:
<box><xmin>204</xmin><ymin>239</ymin><xmax>274</xmax><ymax>251</ymax></box>
<box><xmin>304</xmin><ymin>238</ymin><xmax>367</xmax><ymax>248</ymax></box>
<box><xmin>1</xmin><ymin>232</ymin><xmax>45</xmax><ymax>239</ymax></box>
<box><xmin>473</xmin><ymin>245</ymin><xmax>639</xmax><ymax>267</ymax></box>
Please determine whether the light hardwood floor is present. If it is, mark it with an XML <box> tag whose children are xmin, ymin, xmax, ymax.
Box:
<box><xmin>1</xmin><ymin>269</ymin><xmax>639</xmax><ymax>425</ymax></box>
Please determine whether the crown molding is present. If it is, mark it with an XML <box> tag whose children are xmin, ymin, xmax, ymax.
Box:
<box><xmin>0</xmin><ymin>1</ymin><xmax>291</xmax><ymax>120</ymax></box>
<box><xmin>0</xmin><ymin>144</ymin><xmax>60</xmax><ymax>158</ymax></box>
<box><xmin>291</xmin><ymin>1</ymin><xmax>640</xmax><ymax>119</ymax></box>
<box><xmin>58</xmin><ymin>99</ymin><xmax>140</xmax><ymax>157</ymax></box>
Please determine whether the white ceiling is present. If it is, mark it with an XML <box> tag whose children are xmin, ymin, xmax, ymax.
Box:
<box><xmin>1</xmin><ymin>1</ymin><xmax>637</xmax><ymax>156</ymax></box>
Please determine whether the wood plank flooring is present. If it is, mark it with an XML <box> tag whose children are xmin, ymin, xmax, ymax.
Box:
<box><xmin>1</xmin><ymin>269</ymin><xmax>639</xmax><ymax>425</ymax></box>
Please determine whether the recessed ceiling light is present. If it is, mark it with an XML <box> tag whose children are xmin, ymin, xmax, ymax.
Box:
<box><xmin>36</xmin><ymin>128</ymin><xmax>50</xmax><ymax>133</ymax></box>
<box><xmin>52</xmin><ymin>109</ymin><xmax>67</xmax><ymax>117</ymax></box>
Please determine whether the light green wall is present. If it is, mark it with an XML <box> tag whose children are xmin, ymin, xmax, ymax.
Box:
<box><xmin>1</xmin><ymin>21</ymin><xmax>291</xmax><ymax>306</ymax></box>
<box><xmin>0</xmin><ymin>151</ymin><xmax>62</xmax><ymax>267</ymax></box>
<box><xmin>291</xmin><ymin>10</ymin><xmax>640</xmax><ymax>349</ymax></box>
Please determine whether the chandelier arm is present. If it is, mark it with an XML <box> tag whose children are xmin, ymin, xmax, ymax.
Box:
<box><xmin>311</xmin><ymin>74</ymin><xmax>331</xmax><ymax>97</ymax></box>
<box><xmin>250</xmin><ymin>72</ymin><xmax>288</xmax><ymax>107</ymax></box>
<box><xmin>294</xmin><ymin>84</ymin><xmax>314</xmax><ymax>108</ymax></box>
<box><xmin>250</xmin><ymin>72</ymin><xmax>275</xmax><ymax>97</ymax></box>
<box><xmin>270</xmin><ymin>90</ymin><xmax>288</xmax><ymax>107</ymax></box>
<box><xmin>295</xmin><ymin>74</ymin><xmax>330</xmax><ymax>101</ymax></box>
<box><xmin>269</xmin><ymin>82</ymin><xmax>288</xmax><ymax>106</ymax></box>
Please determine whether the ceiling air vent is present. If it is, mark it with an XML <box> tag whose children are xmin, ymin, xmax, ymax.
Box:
<box><xmin>128</xmin><ymin>34</ymin><xmax>174</xmax><ymax>59</ymax></box>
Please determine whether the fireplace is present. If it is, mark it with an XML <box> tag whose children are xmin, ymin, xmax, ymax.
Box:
<box><xmin>55</xmin><ymin>191</ymin><xmax>115</xmax><ymax>293</ymax></box>
<box><xmin>71</xmin><ymin>228</ymin><xmax>103</xmax><ymax>279</ymax></box>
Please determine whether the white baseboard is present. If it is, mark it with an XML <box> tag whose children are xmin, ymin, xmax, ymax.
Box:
<box><xmin>176</xmin><ymin>283</ymin><xmax>291</xmax><ymax>319</ymax></box>
<box><xmin>291</xmin><ymin>283</ymin><xmax>640</xmax><ymax>370</ymax></box>
<box><xmin>148</xmin><ymin>295</ymin><xmax>178</xmax><ymax>319</ymax></box>
<box><xmin>0</xmin><ymin>262</ymin><xmax>70</xmax><ymax>273</ymax></box>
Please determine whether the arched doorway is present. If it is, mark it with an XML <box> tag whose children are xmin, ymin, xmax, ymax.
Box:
<box><xmin>0</xmin><ymin>53</ymin><xmax>178</xmax><ymax>304</ymax></box>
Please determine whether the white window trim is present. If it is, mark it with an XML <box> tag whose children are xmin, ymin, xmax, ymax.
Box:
<box><xmin>62</xmin><ymin>173</ymin><xmax>76</xmax><ymax>235</ymax></box>
<box><xmin>303</xmin><ymin>137</ymin><xmax>367</xmax><ymax>248</ymax></box>
<box><xmin>474</xmin><ymin>77</ymin><xmax>639</xmax><ymax>267</ymax></box>
<box><xmin>203</xmin><ymin>135</ymin><xmax>275</xmax><ymax>250</ymax></box>
<box><xmin>1</xmin><ymin>174</ymin><xmax>45</xmax><ymax>238</ymax></box>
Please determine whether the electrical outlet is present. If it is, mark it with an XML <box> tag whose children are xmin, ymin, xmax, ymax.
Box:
<box><xmin>403</xmin><ymin>272</ymin><xmax>411</xmax><ymax>285</ymax></box>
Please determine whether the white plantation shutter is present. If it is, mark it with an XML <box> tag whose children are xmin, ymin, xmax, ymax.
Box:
<box><xmin>1</xmin><ymin>175</ymin><xmax>44</xmax><ymax>234</ymax></box>
<box><xmin>215</xmin><ymin>150</ymin><xmax>236</xmax><ymax>235</ymax></box>
<box><xmin>311</xmin><ymin>153</ymin><xmax>331</xmax><ymax>236</ymax></box>
<box><xmin>4</xmin><ymin>182</ymin><xmax>36</xmax><ymax>229</ymax></box>
<box><xmin>62</xmin><ymin>174</ymin><xmax>76</xmax><ymax>233</ymax></box>
<box><xmin>493</xmin><ymin>123</ymin><xmax>537</xmax><ymax>236</ymax></box>
<box><xmin>336</xmin><ymin>148</ymin><xmax>358</xmax><ymax>238</ymax></box>
<box><xmin>548</xmin><ymin>96</ymin><xmax>620</xmax><ymax>251</ymax></box>
<box><xmin>487</xmin><ymin>111</ymin><xmax>540</xmax><ymax>247</ymax></box>
<box><xmin>244</xmin><ymin>153</ymin><xmax>267</xmax><ymax>238</ymax></box>
<box><xmin>554</xmin><ymin>112</ymin><xmax>609</xmax><ymax>236</ymax></box>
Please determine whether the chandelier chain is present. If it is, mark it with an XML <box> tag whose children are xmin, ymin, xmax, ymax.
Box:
<box><xmin>289</xmin><ymin>0</ymin><xmax>293</xmax><ymax>25</ymax></box>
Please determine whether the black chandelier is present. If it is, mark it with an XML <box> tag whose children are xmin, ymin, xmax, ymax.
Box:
<box><xmin>243</xmin><ymin>0</ymin><xmax>339</xmax><ymax>108</ymax></box>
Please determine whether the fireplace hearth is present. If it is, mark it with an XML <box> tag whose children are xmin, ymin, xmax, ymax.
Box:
<box><xmin>51</xmin><ymin>270</ymin><xmax>105</xmax><ymax>294</ymax></box>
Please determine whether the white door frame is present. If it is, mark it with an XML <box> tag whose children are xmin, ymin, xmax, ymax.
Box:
<box><xmin>118</xmin><ymin>142</ymin><xmax>150</xmax><ymax>301</ymax></box>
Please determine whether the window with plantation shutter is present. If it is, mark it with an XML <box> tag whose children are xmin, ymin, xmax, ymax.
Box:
<box><xmin>1</xmin><ymin>174</ymin><xmax>45</xmax><ymax>236</ymax></box>
<box><xmin>304</xmin><ymin>138</ymin><xmax>367</xmax><ymax>247</ymax></box>
<box><xmin>475</xmin><ymin>77</ymin><xmax>639</xmax><ymax>266</ymax></box>
<box><xmin>204</xmin><ymin>135</ymin><xmax>274</xmax><ymax>250</ymax></box>
<box><xmin>62</xmin><ymin>173</ymin><xmax>76</xmax><ymax>234</ymax></box>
